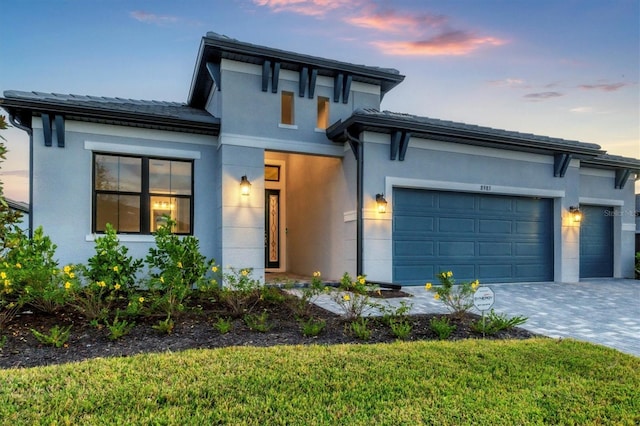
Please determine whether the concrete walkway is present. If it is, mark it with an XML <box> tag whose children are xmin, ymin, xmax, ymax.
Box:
<box><xmin>309</xmin><ymin>279</ymin><xmax>640</xmax><ymax>357</ymax></box>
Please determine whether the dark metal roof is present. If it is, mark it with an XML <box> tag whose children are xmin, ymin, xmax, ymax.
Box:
<box><xmin>582</xmin><ymin>153</ymin><xmax>640</xmax><ymax>172</ymax></box>
<box><xmin>327</xmin><ymin>108</ymin><xmax>609</xmax><ymax>158</ymax></box>
<box><xmin>188</xmin><ymin>32</ymin><xmax>405</xmax><ymax>108</ymax></box>
<box><xmin>0</xmin><ymin>91</ymin><xmax>220</xmax><ymax>135</ymax></box>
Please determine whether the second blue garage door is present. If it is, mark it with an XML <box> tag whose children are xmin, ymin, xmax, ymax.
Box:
<box><xmin>393</xmin><ymin>189</ymin><xmax>554</xmax><ymax>285</ymax></box>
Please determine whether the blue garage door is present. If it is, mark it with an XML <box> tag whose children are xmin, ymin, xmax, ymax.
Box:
<box><xmin>393</xmin><ymin>189</ymin><xmax>554</xmax><ymax>285</ymax></box>
<box><xmin>579</xmin><ymin>205</ymin><xmax>613</xmax><ymax>278</ymax></box>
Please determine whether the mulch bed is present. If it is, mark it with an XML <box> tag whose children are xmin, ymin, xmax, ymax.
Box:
<box><xmin>0</xmin><ymin>289</ymin><xmax>536</xmax><ymax>369</ymax></box>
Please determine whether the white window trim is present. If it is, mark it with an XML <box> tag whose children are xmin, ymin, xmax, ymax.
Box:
<box><xmin>85</xmin><ymin>234</ymin><xmax>156</xmax><ymax>243</ymax></box>
<box><xmin>278</xmin><ymin>123</ymin><xmax>298</xmax><ymax>130</ymax></box>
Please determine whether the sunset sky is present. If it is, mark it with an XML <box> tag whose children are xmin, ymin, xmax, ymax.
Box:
<box><xmin>1</xmin><ymin>0</ymin><xmax>638</xmax><ymax>202</ymax></box>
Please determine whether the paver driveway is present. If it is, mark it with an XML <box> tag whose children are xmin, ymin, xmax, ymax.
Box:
<box><xmin>312</xmin><ymin>279</ymin><xmax>640</xmax><ymax>357</ymax></box>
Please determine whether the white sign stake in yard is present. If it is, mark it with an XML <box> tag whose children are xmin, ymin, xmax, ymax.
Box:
<box><xmin>473</xmin><ymin>286</ymin><xmax>495</xmax><ymax>338</ymax></box>
<box><xmin>473</xmin><ymin>287</ymin><xmax>495</xmax><ymax>312</ymax></box>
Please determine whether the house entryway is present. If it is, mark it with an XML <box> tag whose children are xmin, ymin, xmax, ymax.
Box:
<box><xmin>264</xmin><ymin>151</ymin><xmax>345</xmax><ymax>280</ymax></box>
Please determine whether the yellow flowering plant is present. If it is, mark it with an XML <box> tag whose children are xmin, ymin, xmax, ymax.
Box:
<box><xmin>145</xmin><ymin>219</ymin><xmax>216</xmax><ymax>320</ymax></box>
<box><xmin>81</xmin><ymin>224</ymin><xmax>143</xmax><ymax>295</ymax></box>
<box><xmin>68</xmin><ymin>225</ymin><xmax>142</xmax><ymax>322</ymax></box>
<box><xmin>331</xmin><ymin>272</ymin><xmax>380</xmax><ymax>320</ymax></box>
<box><xmin>1</xmin><ymin>226</ymin><xmax>72</xmax><ymax>317</ymax></box>
<box><xmin>425</xmin><ymin>271</ymin><xmax>480</xmax><ymax>318</ymax></box>
<box><xmin>291</xmin><ymin>270</ymin><xmax>325</xmax><ymax>319</ymax></box>
<box><xmin>217</xmin><ymin>267</ymin><xmax>263</xmax><ymax>318</ymax></box>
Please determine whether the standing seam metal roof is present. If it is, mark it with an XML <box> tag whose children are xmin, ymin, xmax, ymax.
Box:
<box><xmin>1</xmin><ymin>91</ymin><xmax>220</xmax><ymax>135</ymax></box>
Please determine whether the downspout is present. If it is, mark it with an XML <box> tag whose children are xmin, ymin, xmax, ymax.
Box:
<box><xmin>344</xmin><ymin>130</ymin><xmax>364</xmax><ymax>277</ymax></box>
<box><xmin>7</xmin><ymin>112</ymin><xmax>33</xmax><ymax>238</ymax></box>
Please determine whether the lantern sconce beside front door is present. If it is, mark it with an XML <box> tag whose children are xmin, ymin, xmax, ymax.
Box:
<box><xmin>240</xmin><ymin>175</ymin><xmax>251</xmax><ymax>196</ymax></box>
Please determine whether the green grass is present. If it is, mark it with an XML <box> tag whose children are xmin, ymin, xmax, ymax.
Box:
<box><xmin>1</xmin><ymin>339</ymin><xmax>638</xmax><ymax>425</ymax></box>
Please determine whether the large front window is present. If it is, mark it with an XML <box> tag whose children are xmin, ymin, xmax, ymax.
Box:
<box><xmin>93</xmin><ymin>154</ymin><xmax>193</xmax><ymax>234</ymax></box>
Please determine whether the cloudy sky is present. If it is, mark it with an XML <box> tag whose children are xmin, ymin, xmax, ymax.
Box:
<box><xmin>1</xmin><ymin>0</ymin><xmax>638</xmax><ymax>201</ymax></box>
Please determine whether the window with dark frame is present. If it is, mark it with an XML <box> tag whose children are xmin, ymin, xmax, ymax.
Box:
<box><xmin>281</xmin><ymin>91</ymin><xmax>295</xmax><ymax>125</ymax></box>
<box><xmin>93</xmin><ymin>153</ymin><xmax>193</xmax><ymax>235</ymax></box>
<box><xmin>265</xmin><ymin>165</ymin><xmax>280</xmax><ymax>182</ymax></box>
<box><xmin>317</xmin><ymin>96</ymin><xmax>330</xmax><ymax>129</ymax></box>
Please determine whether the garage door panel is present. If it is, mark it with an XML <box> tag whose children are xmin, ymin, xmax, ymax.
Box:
<box><xmin>479</xmin><ymin>219</ymin><xmax>512</xmax><ymax>234</ymax></box>
<box><xmin>438</xmin><ymin>241</ymin><xmax>475</xmax><ymax>256</ymax></box>
<box><xmin>394</xmin><ymin>265</ymin><xmax>435</xmax><ymax>283</ymax></box>
<box><xmin>438</xmin><ymin>192</ymin><xmax>475</xmax><ymax>210</ymax></box>
<box><xmin>439</xmin><ymin>217</ymin><xmax>475</xmax><ymax>232</ymax></box>
<box><xmin>479</xmin><ymin>197</ymin><xmax>513</xmax><ymax>212</ymax></box>
<box><xmin>479</xmin><ymin>264</ymin><xmax>513</xmax><ymax>280</ymax></box>
<box><xmin>447</xmin><ymin>265</ymin><xmax>476</xmax><ymax>280</ymax></box>
<box><xmin>393</xmin><ymin>189</ymin><xmax>553</xmax><ymax>284</ymax></box>
<box><xmin>479</xmin><ymin>242</ymin><xmax>512</xmax><ymax>256</ymax></box>
<box><xmin>395</xmin><ymin>190</ymin><xmax>436</xmax><ymax>209</ymax></box>
<box><xmin>516</xmin><ymin>264</ymin><xmax>548</xmax><ymax>279</ymax></box>
<box><xmin>394</xmin><ymin>216</ymin><xmax>434</xmax><ymax>232</ymax></box>
<box><xmin>516</xmin><ymin>221</ymin><xmax>547</xmax><ymax>235</ymax></box>
<box><xmin>515</xmin><ymin>242</ymin><xmax>547</xmax><ymax>256</ymax></box>
<box><xmin>394</xmin><ymin>240</ymin><xmax>434</xmax><ymax>256</ymax></box>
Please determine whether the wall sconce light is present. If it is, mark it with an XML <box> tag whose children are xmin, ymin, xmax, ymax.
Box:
<box><xmin>240</xmin><ymin>175</ymin><xmax>251</xmax><ymax>196</ymax></box>
<box><xmin>376</xmin><ymin>193</ymin><xmax>388</xmax><ymax>214</ymax></box>
<box><xmin>569</xmin><ymin>206</ymin><xmax>582</xmax><ymax>223</ymax></box>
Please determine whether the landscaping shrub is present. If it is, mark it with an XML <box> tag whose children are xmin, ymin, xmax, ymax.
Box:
<box><xmin>243</xmin><ymin>310</ymin><xmax>272</xmax><ymax>332</ymax></box>
<box><xmin>472</xmin><ymin>309</ymin><xmax>528</xmax><ymax>335</ymax></box>
<box><xmin>331</xmin><ymin>272</ymin><xmax>379</xmax><ymax>320</ymax></box>
<box><xmin>217</xmin><ymin>267</ymin><xmax>262</xmax><ymax>317</ymax></box>
<box><xmin>7</xmin><ymin>227</ymin><xmax>70</xmax><ymax>314</ymax></box>
<box><xmin>424</xmin><ymin>271</ymin><xmax>480</xmax><ymax>317</ymax></box>
<box><xmin>289</xmin><ymin>270</ymin><xmax>326</xmax><ymax>319</ymax></box>
<box><xmin>69</xmin><ymin>225</ymin><xmax>143</xmax><ymax>322</ymax></box>
<box><xmin>213</xmin><ymin>317</ymin><xmax>232</xmax><ymax>334</ymax></box>
<box><xmin>429</xmin><ymin>316</ymin><xmax>456</xmax><ymax>340</ymax></box>
<box><xmin>298</xmin><ymin>317</ymin><xmax>326</xmax><ymax>337</ymax></box>
<box><xmin>30</xmin><ymin>324</ymin><xmax>72</xmax><ymax>348</ymax></box>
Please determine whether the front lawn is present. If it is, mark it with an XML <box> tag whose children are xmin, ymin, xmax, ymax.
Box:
<box><xmin>1</xmin><ymin>338</ymin><xmax>638</xmax><ymax>425</ymax></box>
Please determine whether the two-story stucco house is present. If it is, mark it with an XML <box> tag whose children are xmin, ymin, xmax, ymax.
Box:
<box><xmin>1</xmin><ymin>32</ymin><xmax>638</xmax><ymax>285</ymax></box>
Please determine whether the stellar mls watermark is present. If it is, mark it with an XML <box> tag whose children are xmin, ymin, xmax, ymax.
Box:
<box><xmin>603</xmin><ymin>209</ymin><xmax>639</xmax><ymax>217</ymax></box>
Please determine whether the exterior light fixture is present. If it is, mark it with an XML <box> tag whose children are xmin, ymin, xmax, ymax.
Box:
<box><xmin>569</xmin><ymin>206</ymin><xmax>582</xmax><ymax>223</ymax></box>
<box><xmin>376</xmin><ymin>193</ymin><xmax>388</xmax><ymax>214</ymax></box>
<box><xmin>240</xmin><ymin>175</ymin><xmax>251</xmax><ymax>196</ymax></box>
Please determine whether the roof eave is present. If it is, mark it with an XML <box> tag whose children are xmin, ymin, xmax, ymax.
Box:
<box><xmin>581</xmin><ymin>157</ymin><xmax>640</xmax><ymax>173</ymax></box>
<box><xmin>0</xmin><ymin>97</ymin><xmax>220</xmax><ymax>136</ymax></box>
<box><xmin>327</xmin><ymin>113</ymin><xmax>605</xmax><ymax>158</ymax></box>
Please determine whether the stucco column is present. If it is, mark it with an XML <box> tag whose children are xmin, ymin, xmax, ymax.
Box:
<box><xmin>219</xmin><ymin>144</ymin><xmax>265</xmax><ymax>282</ymax></box>
<box><xmin>559</xmin><ymin>202</ymin><xmax>581</xmax><ymax>282</ymax></box>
